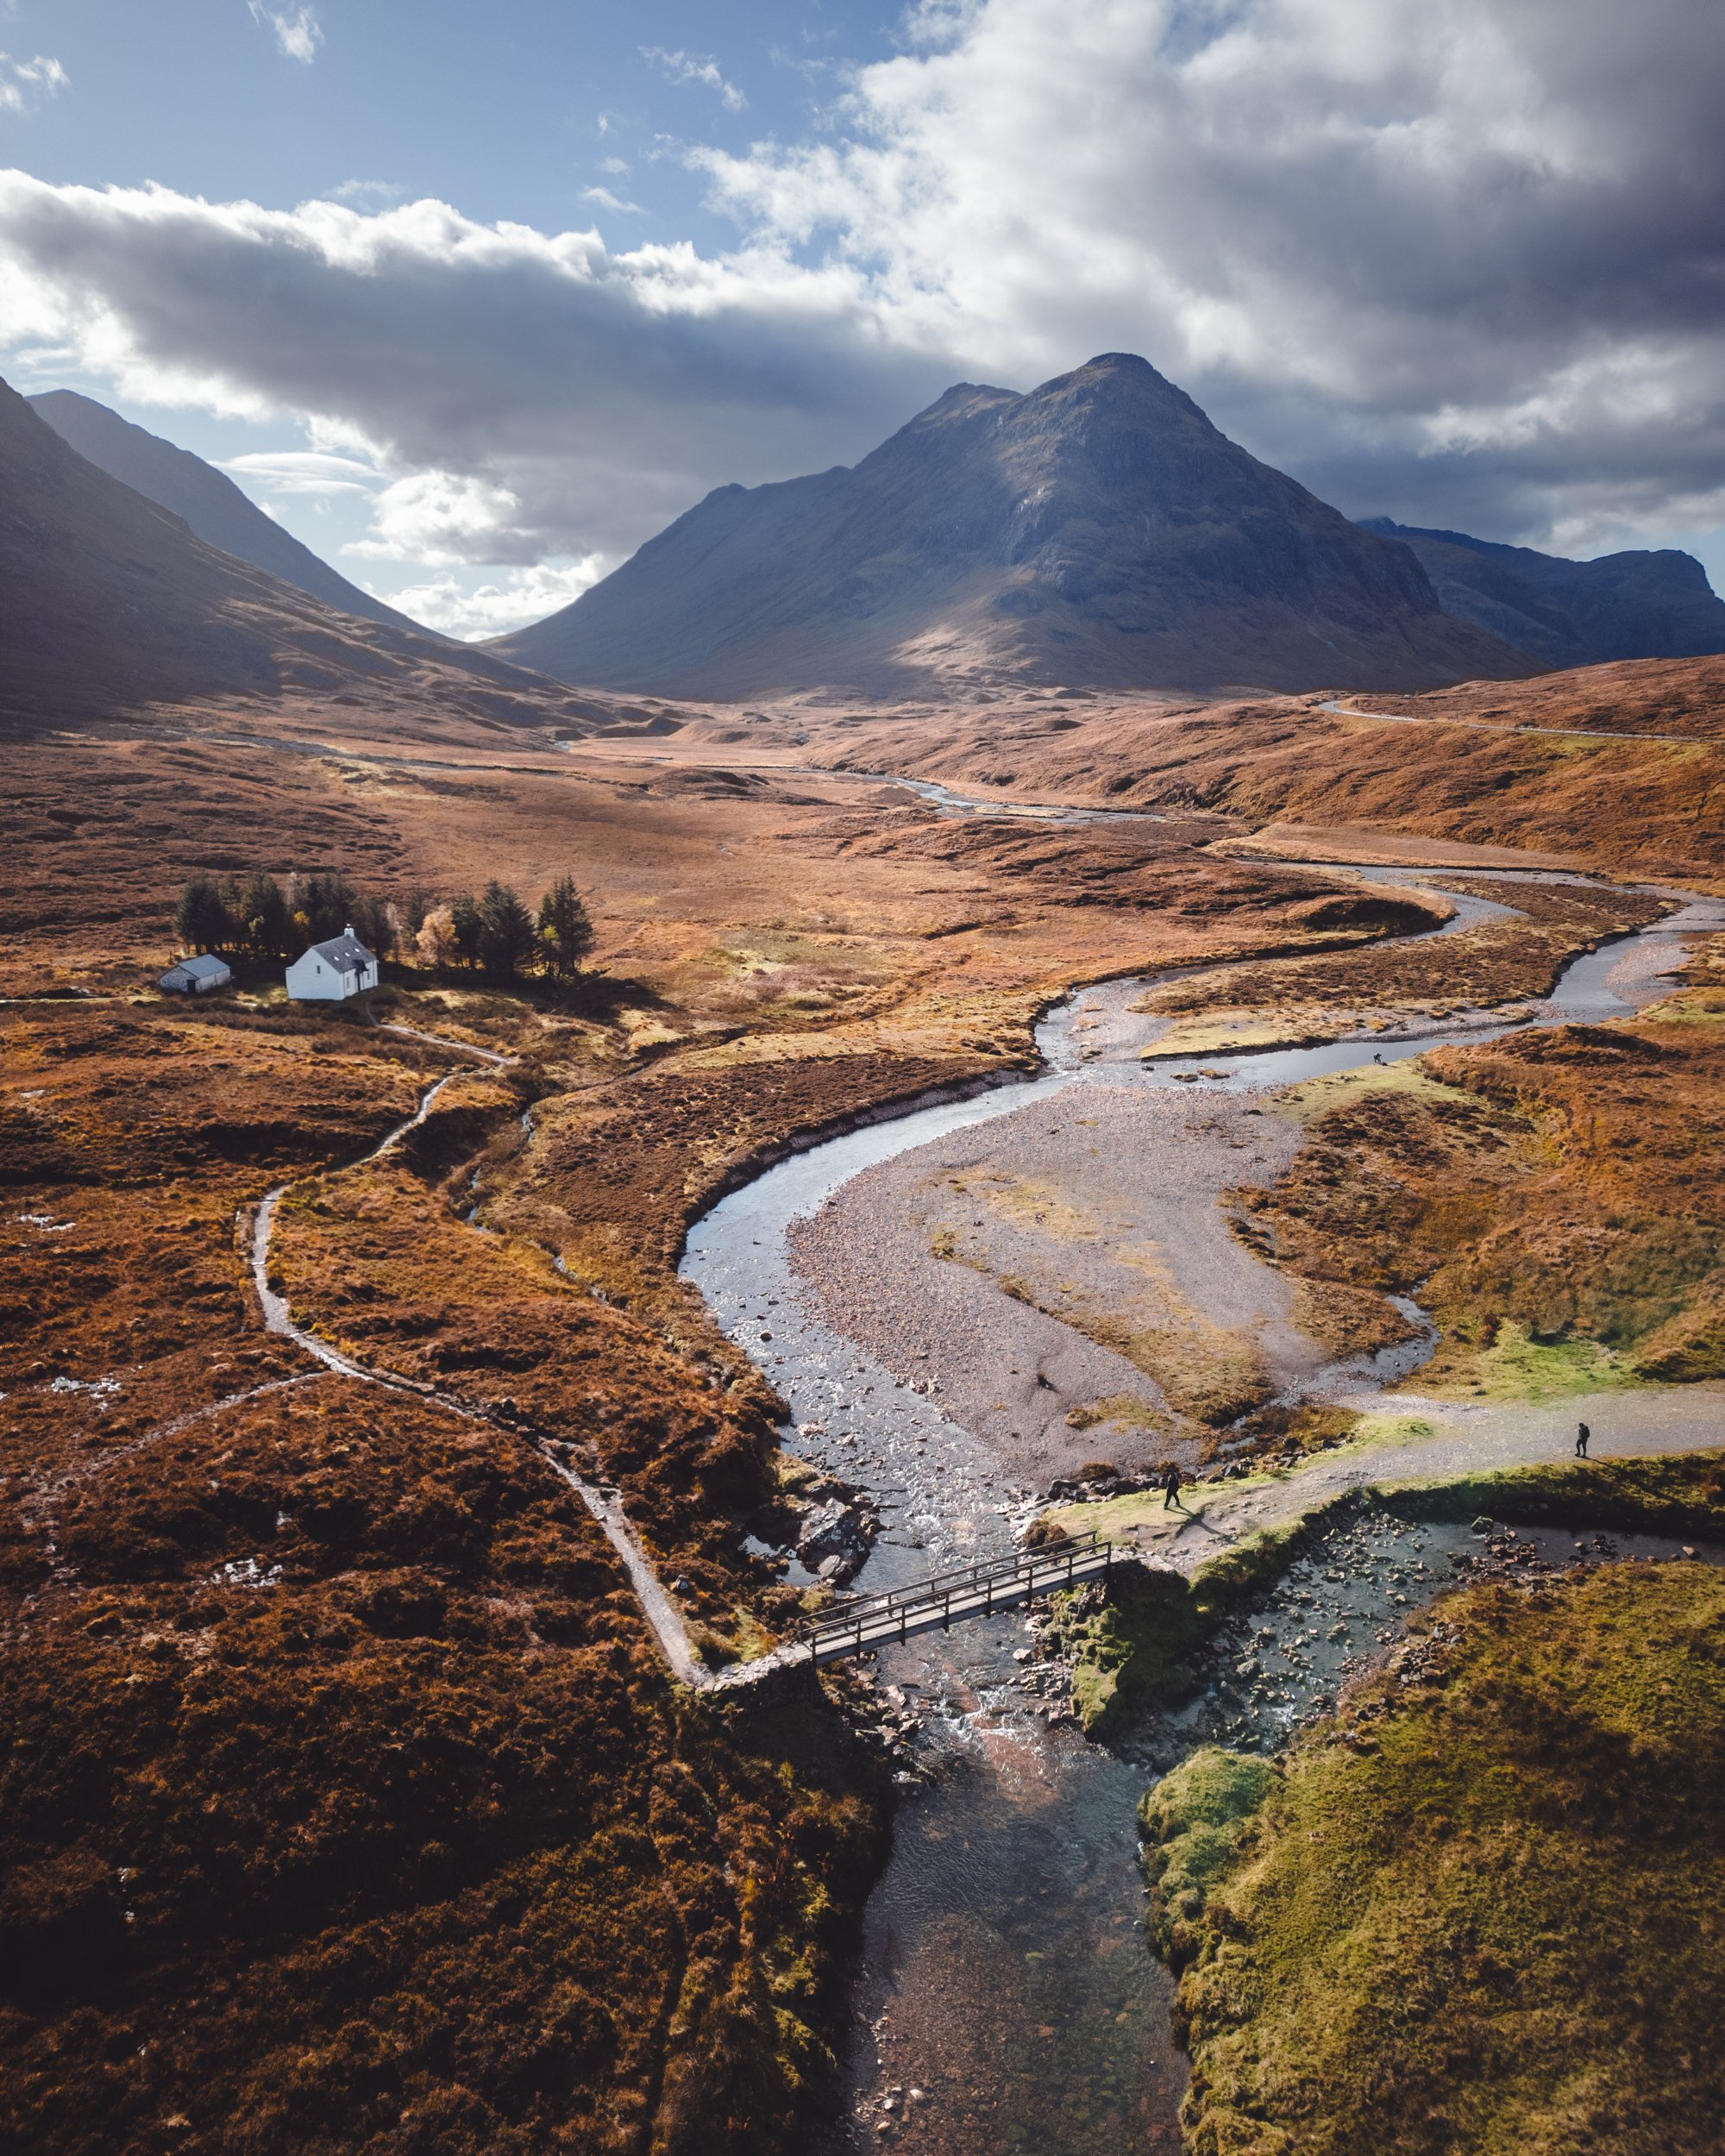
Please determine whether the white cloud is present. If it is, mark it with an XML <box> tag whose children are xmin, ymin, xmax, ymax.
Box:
<box><xmin>687</xmin><ymin>0</ymin><xmax>1725</xmax><ymax>546</ymax></box>
<box><xmin>641</xmin><ymin>46</ymin><xmax>746</xmax><ymax>112</ymax></box>
<box><xmin>248</xmin><ymin>3</ymin><xmax>322</xmax><ymax>65</ymax></box>
<box><xmin>0</xmin><ymin>53</ymin><xmax>66</xmax><ymax>113</ymax></box>
<box><xmin>0</xmin><ymin>170</ymin><xmax>938</xmax><ymax>565</ymax></box>
<box><xmin>375</xmin><ymin>559</ymin><xmax>609</xmax><ymax>639</ymax></box>
<box><xmin>345</xmin><ymin>469</ymin><xmax>535</xmax><ymax>566</ymax></box>
<box><xmin>330</xmin><ymin>179</ymin><xmax>405</xmax><ymax>209</ymax></box>
<box><xmin>582</xmin><ymin>185</ymin><xmax>645</xmax><ymax>216</ymax></box>
<box><xmin>223</xmin><ymin>448</ymin><xmax>383</xmax><ymax>495</ymax></box>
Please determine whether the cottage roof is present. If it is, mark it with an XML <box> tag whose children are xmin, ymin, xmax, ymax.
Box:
<box><xmin>304</xmin><ymin>926</ymin><xmax>376</xmax><ymax>969</ymax></box>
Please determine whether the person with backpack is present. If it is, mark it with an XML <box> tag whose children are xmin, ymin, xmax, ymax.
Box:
<box><xmin>1162</xmin><ymin>1461</ymin><xmax>1184</xmax><ymax>1510</ymax></box>
<box><xmin>1576</xmin><ymin>1421</ymin><xmax>1590</xmax><ymax>1458</ymax></box>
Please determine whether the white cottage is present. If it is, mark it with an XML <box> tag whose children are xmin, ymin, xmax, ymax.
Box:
<box><xmin>160</xmin><ymin>952</ymin><xmax>232</xmax><ymax>995</ymax></box>
<box><xmin>285</xmin><ymin>925</ymin><xmax>379</xmax><ymax>1002</ymax></box>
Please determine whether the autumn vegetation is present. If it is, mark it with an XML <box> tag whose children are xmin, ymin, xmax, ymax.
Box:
<box><xmin>6</xmin><ymin>661</ymin><xmax>1725</xmax><ymax>2154</ymax></box>
<box><xmin>1234</xmin><ymin>943</ymin><xmax>1725</xmax><ymax>1401</ymax></box>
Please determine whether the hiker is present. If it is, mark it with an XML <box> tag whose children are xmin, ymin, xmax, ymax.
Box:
<box><xmin>1161</xmin><ymin>1462</ymin><xmax>1183</xmax><ymax>1511</ymax></box>
<box><xmin>1576</xmin><ymin>1421</ymin><xmax>1590</xmax><ymax>1459</ymax></box>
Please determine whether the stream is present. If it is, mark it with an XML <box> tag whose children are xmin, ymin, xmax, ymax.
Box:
<box><xmin>681</xmin><ymin>849</ymin><xmax>1724</xmax><ymax>2153</ymax></box>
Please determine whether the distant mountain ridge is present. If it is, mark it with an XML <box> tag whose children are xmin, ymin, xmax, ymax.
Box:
<box><xmin>492</xmin><ymin>354</ymin><xmax>1529</xmax><ymax>699</ymax></box>
<box><xmin>28</xmin><ymin>388</ymin><xmax>425</xmax><ymax>636</ymax></box>
<box><xmin>1357</xmin><ymin>517</ymin><xmax>1725</xmax><ymax>672</ymax></box>
<box><xmin>0</xmin><ymin>373</ymin><xmax>582</xmax><ymax>726</ymax></box>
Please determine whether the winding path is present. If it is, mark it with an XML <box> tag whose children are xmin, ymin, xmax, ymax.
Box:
<box><xmin>242</xmin><ymin>1025</ymin><xmax>786</xmax><ymax>1692</ymax></box>
<box><xmin>1088</xmin><ymin>1383</ymin><xmax>1725</xmax><ymax>1575</ymax></box>
<box><xmin>1319</xmin><ymin>694</ymin><xmax>1712</xmax><ymax>749</ymax></box>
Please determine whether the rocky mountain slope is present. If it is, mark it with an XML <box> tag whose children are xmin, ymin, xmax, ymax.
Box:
<box><xmin>29</xmin><ymin>388</ymin><xmax>425</xmax><ymax>635</ymax></box>
<box><xmin>492</xmin><ymin>354</ymin><xmax>1529</xmax><ymax>701</ymax></box>
<box><xmin>0</xmin><ymin>375</ymin><xmax>583</xmax><ymax>726</ymax></box>
<box><xmin>1360</xmin><ymin>517</ymin><xmax>1725</xmax><ymax>671</ymax></box>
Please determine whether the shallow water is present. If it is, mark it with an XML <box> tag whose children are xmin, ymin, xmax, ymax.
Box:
<box><xmin>678</xmin><ymin>859</ymin><xmax>1722</xmax><ymax>2153</ymax></box>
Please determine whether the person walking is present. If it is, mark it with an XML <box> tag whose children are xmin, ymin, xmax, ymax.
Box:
<box><xmin>1161</xmin><ymin>1461</ymin><xmax>1184</xmax><ymax>1511</ymax></box>
<box><xmin>1576</xmin><ymin>1421</ymin><xmax>1590</xmax><ymax>1458</ymax></box>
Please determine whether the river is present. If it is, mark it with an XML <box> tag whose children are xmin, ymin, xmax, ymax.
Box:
<box><xmin>680</xmin><ymin>846</ymin><xmax>1723</xmax><ymax>2153</ymax></box>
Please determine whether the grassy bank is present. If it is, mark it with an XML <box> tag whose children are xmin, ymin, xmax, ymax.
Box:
<box><xmin>1141</xmin><ymin>1559</ymin><xmax>1725</xmax><ymax>2153</ymax></box>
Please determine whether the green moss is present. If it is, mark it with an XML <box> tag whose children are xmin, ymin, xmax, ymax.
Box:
<box><xmin>1152</xmin><ymin>1564</ymin><xmax>1725</xmax><ymax>2154</ymax></box>
<box><xmin>1272</xmin><ymin>1061</ymin><xmax>1490</xmax><ymax>1128</ymax></box>
<box><xmin>1636</xmin><ymin>987</ymin><xmax>1725</xmax><ymax>1025</ymax></box>
<box><xmin>1426</xmin><ymin>1318</ymin><xmax>1635</xmax><ymax>1402</ymax></box>
<box><xmin>1139</xmin><ymin>1747</ymin><xmax>1277</xmax><ymax>1957</ymax></box>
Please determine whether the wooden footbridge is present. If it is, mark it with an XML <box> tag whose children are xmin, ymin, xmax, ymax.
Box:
<box><xmin>798</xmin><ymin>1530</ymin><xmax>1120</xmax><ymax>1665</ymax></box>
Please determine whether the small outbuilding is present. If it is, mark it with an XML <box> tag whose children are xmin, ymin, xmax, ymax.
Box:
<box><xmin>285</xmin><ymin>926</ymin><xmax>380</xmax><ymax>1003</ymax></box>
<box><xmin>160</xmin><ymin>953</ymin><xmax>232</xmax><ymax>995</ymax></box>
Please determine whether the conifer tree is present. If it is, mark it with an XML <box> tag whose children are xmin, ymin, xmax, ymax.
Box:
<box><xmin>237</xmin><ymin>873</ymin><xmax>290</xmax><ymax>961</ymax></box>
<box><xmin>478</xmin><ymin>881</ymin><xmax>536</xmax><ymax>981</ymax></box>
<box><xmin>536</xmin><ymin>875</ymin><xmax>594</xmax><ymax>984</ymax></box>
<box><xmin>449</xmin><ymin>893</ymin><xmax>484</xmax><ymax>970</ymax></box>
<box><xmin>175</xmin><ymin>874</ymin><xmax>234</xmax><ymax>955</ymax></box>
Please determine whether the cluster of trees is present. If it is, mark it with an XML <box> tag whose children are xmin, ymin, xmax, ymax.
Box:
<box><xmin>173</xmin><ymin>869</ymin><xmax>593</xmax><ymax>987</ymax></box>
<box><xmin>174</xmin><ymin>871</ymin><xmax>386</xmax><ymax>964</ymax></box>
<box><xmin>414</xmin><ymin>878</ymin><xmax>593</xmax><ymax>986</ymax></box>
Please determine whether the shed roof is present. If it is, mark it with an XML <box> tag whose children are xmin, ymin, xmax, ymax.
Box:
<box><xmin>166</xmin><ymin>953</ymin><xmax>230</xmax><ymax>981</ymax></box>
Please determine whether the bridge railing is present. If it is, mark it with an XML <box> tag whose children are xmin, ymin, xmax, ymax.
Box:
<box><xmin>799</xmin><ymin>1529</ymin><xmax>1115</xmax><ymax>1662</ymax></box>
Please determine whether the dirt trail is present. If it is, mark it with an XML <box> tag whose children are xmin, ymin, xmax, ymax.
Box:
<box><xmin>1319</xmin><ymin>695</ymin><xmax>1704</xmax><ymax>748</ymax></box>
<box><xmin>242</xmin><ymin>1031</ymin><xmax>763</xmax><ymax>1693</ymax></box>
<box><xmin>1100</xmin><ymin>1383</ymin><xmax>1725</xmax><ymax>1572</ymax></box>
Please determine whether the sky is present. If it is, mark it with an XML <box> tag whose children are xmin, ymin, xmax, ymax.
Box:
<box><xmin>2</xmin><ymin>0</ymin><xmax>1723</xmax><ymax>637</ymax></box>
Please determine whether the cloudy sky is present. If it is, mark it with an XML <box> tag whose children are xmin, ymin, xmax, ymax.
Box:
<box><xmin>3</xmin><ymin>0</ymin><xmax>1722</xmax><ymax>636</ymax></box>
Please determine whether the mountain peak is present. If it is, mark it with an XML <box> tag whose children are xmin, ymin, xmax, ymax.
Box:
<box><xmin>492</xmin><ymin>354</ymin><xmax>1529</xmax><ymax>700</ymax></box>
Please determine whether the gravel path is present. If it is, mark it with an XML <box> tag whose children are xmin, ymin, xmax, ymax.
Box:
<box><xmin>1098</xmin><ymin>1382</ymin><xmax>1725</xmax><ymax>1573</ymax></box>
<box><xmin>244</xmin><ymin>1052</ymin><xmax>756</xmax><ymax>1692</ymax></box>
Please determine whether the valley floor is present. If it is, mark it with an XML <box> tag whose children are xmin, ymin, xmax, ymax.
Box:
<box><xmin>3</xmin><ymin>681</ymin><xmax>1723</xmax><ymax>2154</ymax></box>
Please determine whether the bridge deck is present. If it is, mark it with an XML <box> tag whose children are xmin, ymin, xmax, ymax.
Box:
<box><xmin>802</xmin><ymin>1532</ymin><xmax>1119</xmax><ymax>1664</ymax></box>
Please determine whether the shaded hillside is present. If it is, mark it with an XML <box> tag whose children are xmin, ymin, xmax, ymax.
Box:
<box><xmin>0</xmin><ymin>375</ymin><xmax>584</xmax><ymax>729</ymax></box>
<box><xmin>1361</xmin><ymin>517</ymin><xmax>1725</xmax><ymax>669</ymax></box>
<box><xmin>494</xmin><ymin>355</ymin><xmax>1529</xmax><ymax>701</ymax></box>
<box><xmin>30</xmin><ymin>389</ymin><xmax>426</xmax><ymax>636</ymax></box>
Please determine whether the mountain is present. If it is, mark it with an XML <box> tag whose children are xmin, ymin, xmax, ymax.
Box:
<box><xmin>492</xmin><ymin>354</ymin><xmax>1529</xmax><ymax>700</ymax></box>
<box><xmin>1358</xmin><ymin>517</ymin><xmax>1725</xmax><ymax>673</ymax></box>
<box><xmin>28</xmin><ymin>388</ymin><xmax>425</xmax><ymax>636</ymax></box>
<box><xmin>0</xmin><ymin>373</ymin><xmax>584</xmax><ymax>727</ymax></box>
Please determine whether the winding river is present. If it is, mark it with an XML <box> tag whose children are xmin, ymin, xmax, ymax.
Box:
<box><xmin>681</xmin><ymin>843</ymin><xmax>1724</xmax><ymax>2153</ymax></box>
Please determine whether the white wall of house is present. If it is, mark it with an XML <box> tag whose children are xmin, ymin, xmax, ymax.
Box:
<box><xmin>285</xmin><ymin>948</ymin><xmax>377</xmax><ymax>1001</ymax></box>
